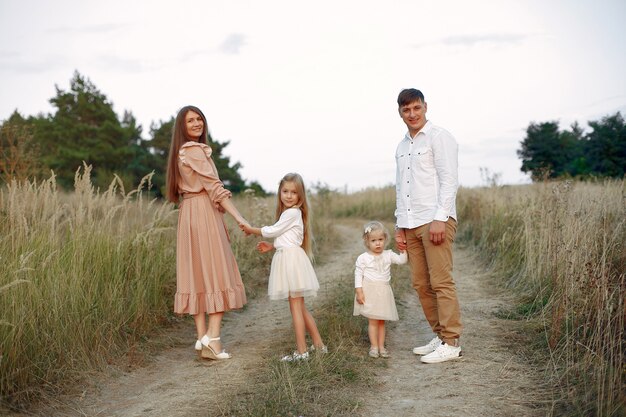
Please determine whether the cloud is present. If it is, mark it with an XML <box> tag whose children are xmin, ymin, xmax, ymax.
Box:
<box><xmin>0</xmin><ymin>50</ymin><xmax>19</xmax><ymax>59</ymax></box>
<box><xmin>585</xmin><ymin>95</ymin><xmax>626</xmax><ymax>109</ymax></box>
<box><xmin>413</xmin><ymin>33</ymin><xmax>530</xmax><ymax>49</ymax></box>
<box><xmin>442</xmin><ymin>33</ymin><xmax>528</xmax><ymax>47</ymax></box>
<box><xmin>219</xmin><ymin>33</ymin><xmax>246</xmax><ymax>55</ymax></box>
<box><xmin>0</xmin><ymin>53</ymin><xmax>67</xmax><ymax>73</ymax></box>
<box><xmin>177</xmin><ymin>33</ymin><xmax>247</xmax><ymax>62</ymax></box>
<box><xmin>179</xmin><ymin>48</ymin><xmax>213</xmax><ymax>63</ymax></box>
<box><xmin>461</xmin><ymin>134</ymin><xmax>522</xmax><ymax>158</ymax></box>
<box><xmin>46</xmin><ymin>23</ymin><xmax>127</xmax><ymax>35</ymax></box>
<box><xmin>95</xmin><ymin>54</ymin><xmax>148</xmax><ymax>72</ymax></box>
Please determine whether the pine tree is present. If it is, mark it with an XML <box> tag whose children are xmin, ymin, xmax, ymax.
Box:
<box><xmin>32</xmin><ymin>71</ymin><xmax>141</xmax><ymax>189</ymax></box>
<box><xmin>585</xmin><ymin>112</ymin><xmax>626</xmax><ymax>178</ymax></box>
<box><xmin>4</xmin><ymin>71</ymin><xmax>265</xmax><ymax>194</ymax></box>
<box><xmin>518</xmin><ymin>113</ymin><xmax>626</xmax><ymax>180</ymax></box>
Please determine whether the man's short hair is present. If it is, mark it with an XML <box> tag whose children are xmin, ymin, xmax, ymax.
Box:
<box><xmin>397</xmin><ymin>89</ymin><xmax>425</xmax><ymax>107</ymax></box>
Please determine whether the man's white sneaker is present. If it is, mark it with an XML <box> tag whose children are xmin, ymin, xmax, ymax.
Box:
<box><xmin>420</xmin><ymin>343</ymin><xmax>462</xmax><ymax>364</ymax></box>
<box><xmin>412</xmin><ymin>336</ymin><xmax>442</xmax><ymax>355</ymax></box>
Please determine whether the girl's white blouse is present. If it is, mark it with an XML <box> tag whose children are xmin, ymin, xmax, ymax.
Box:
<box><xmin>261</xmin><ymin>208</ymin><xmax>303</xmax><ymax>249</ymax></box>
<box><xmin>354</xmin><ymin>250</ymin><xmax>407</xmax><ymax>288</ymax></box>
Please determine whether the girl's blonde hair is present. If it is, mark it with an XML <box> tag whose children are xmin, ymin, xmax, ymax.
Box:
<box><xmin>362</xmin><ymin>221</ymin><xmax>389</xmax><ymax>249</ymax></box>
<box><xmin>276</xmin><ymin>173</ymin><xmax>313</xmax><ymax>257</ymax></box>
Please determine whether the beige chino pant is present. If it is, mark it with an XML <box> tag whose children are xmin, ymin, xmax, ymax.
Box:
<box><xmin>405</xmin><ymin>218</ymin><xmax>462</xmax><ymax>345</ymax></box>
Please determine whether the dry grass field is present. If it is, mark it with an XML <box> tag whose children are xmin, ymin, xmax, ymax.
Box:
<box><xmin>1</xmin><ymin>173</ymin><xmax>623</xmax><ymax>416</ymax></box>
<box><xmin>457</xmin><ymin>180</ymin><xmax>625</xmax><ymax>416</ymax></box>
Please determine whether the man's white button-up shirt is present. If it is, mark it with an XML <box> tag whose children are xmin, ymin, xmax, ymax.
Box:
<box><xmin>395</xmin><ymin>120</ymin><xmax>458</xmax><ymax>229</ymax></box>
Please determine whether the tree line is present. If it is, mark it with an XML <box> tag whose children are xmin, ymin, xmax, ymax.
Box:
<box><xmin>3</xmin><ymin>71</ymin><xmax>623</xmax><ymax>191</ymax></box>
<box><xmin>0</xmin><ymin>71</ymin><xmax>266</xmax><ymax>197</ymax></box>
<box><xmin>518</xmin><ymin>112</ymin><xmax>625</xmax><ymax>180</ymax></box>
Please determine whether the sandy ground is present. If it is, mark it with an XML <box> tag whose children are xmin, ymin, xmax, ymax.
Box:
<box><xmin>10</xmin><ymin>221</ymin><xmax>546</xmax><ymax>416</ymax></box>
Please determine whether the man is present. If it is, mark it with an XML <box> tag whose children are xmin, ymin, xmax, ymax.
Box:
<box><xmin>394</xmin><ymin>88</ymin><xmax>462</xmax><ymax>364</ymax></box>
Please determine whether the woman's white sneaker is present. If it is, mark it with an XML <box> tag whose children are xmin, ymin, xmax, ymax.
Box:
<box><xmin>420</xmin><ymin>343</ymin><xmax>462</xmax><ymax>363</ymax></box>
<box><xmin>412</xmin><ymin>336</ymin><xmax>442</xmax><ymax>355</ymax></box>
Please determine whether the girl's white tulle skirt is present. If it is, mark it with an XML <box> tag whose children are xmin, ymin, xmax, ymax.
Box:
<box><xmin>268</xmin><ymin>246</ymin><xmax>319</xmax><ymax>300</ymax></box>
<box><xmin>353</xmin><ymin>279</ymin><xmax>399</xmax><ymax>321</ymax></box>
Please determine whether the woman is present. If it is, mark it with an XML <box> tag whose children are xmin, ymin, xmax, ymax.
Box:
<box><xmin>166</xmin><ymin>105</ymin><xmax>248</xmax><ymax>360</ymax></box>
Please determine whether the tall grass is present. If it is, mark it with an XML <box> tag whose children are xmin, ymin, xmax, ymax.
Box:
<box><xmin>0</xmin><ymin>165</ymin><xmax>178</xmax><ymax>408</ymax></box>
<box><xmin>326</xmin><ymin>186</ymin><xmax>396</xmax><ymax>222</ymax></box>
<box><xmin>6</xmin><ymin>171</ymin><xmax>622</xmax><ymax>415</ymax></box>
<box><xmin>457</xmin><ymin>180</ymin><xmax>625</xmax><ymax>416</ymax></box>
<box><xmin>227</xmin><ymin>190</ymin><xmax>274</xmax><ymax>299</ymax></box>
<box><xmin>0</xmin><ymin>173</ymin><xmax>336</xmax><ymax>410</ymax></box>
<box><xmin>323</xmin><ymin>180</ymin><xmax>624</xmax><ymax>415</ymax></box>
<box><xmin>0</xmin><ymin>170</ymin><xmax>259</xmax><ymax>409</ymax></box>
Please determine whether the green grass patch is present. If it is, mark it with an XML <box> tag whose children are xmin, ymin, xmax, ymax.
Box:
<box><xmin>218</xmin><ymin>277</ymin><xmax>377</xmax><ymax>416</ymax></box>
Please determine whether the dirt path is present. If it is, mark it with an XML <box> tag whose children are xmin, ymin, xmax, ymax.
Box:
<box><xmin>360</xmin><ymin>247</ymin><xmax>545</xmax><ymax>417</ymax></box>
<box><xmin>19</xmin><ymin>221</ymin><xmax>545</xmax><ymax>416</ymax></box>
<box><xmin>23</xmin><ymin>223</ymin><xmax>363</xmax><ymax>417</ymax></box>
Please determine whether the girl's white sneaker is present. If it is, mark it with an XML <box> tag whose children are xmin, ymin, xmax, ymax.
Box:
<box><xmin>281</xmin><ymin>351</ymin><xmax>310</xmax><ymax>362</ymax></box>
<box><xmin>309</xmin><ymin>344</ymin><xmax>328</xmax><ymax>354</ymax></box>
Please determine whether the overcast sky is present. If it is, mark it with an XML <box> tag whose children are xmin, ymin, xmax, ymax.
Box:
<box><xmin>1</xmin><ymin>0</ymin><xmax>624</xmax><ymax>192</ymax></box>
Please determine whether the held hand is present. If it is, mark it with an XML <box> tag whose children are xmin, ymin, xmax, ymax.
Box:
<box><xmin>429</xmin><ymin>220</ymin><xmax>446</xmax><ymax>245</ymax></box>
<box><xmin>395</xmin><ymin>228</ymin><xmax>407</xmax><ymax>251</ymax></box>
<box><xmin>239</xmin><ymin>221</ymin><xmax>253</xmax><ymax>235</ymax></box>
<box><xmin>256</xmin><ymin>241</ymin><xmax>274</xmax><ymax>253</ymax></box>
<box><xmin>355</xmin><ymin>288</ymin><xmax>365</xmax><ymax>305</ymax></box>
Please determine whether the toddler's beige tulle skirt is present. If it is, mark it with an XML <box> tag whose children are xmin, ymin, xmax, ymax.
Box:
<box><xmin>353</xmin><ymin>279</ymin><xmax>398</xmax><ymax>321</ymax></box>
<box><xmin>268</xmin><ymin>246</ymin><xmax>319</xmax><ymax>300</ymax></box>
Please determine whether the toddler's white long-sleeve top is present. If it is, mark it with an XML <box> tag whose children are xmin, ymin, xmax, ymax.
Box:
<box><xmin>354</xmin><ymin>250</ymin><xmax>407</xmax><ymax>288</ymax></box>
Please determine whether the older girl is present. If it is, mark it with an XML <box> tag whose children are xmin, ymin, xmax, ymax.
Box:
<box><xmin>241</xmin><ymin>173</ymin><xmax>326</xmax><ymax>361</ymax></box>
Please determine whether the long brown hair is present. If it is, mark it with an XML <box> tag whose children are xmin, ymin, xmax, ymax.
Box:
<box><xmin>165</xmin><ymin>105</ymin><xmax>209</xmax><ymax>203</ymax></box>
<box><xmin>275</xmin><ymin>173</ymin><xmax>314</xmax><ymax>257</ymax></box>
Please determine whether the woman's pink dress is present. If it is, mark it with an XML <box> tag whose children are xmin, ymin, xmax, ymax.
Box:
<box><xmin>173</xmin><ymin>141</ymin><xmax>247</xmax><ymax>314</ymax></box>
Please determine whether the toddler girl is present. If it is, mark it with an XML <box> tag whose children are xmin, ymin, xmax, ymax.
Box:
<box><xmin>354</xmin><ymin>221</ymin><xmax>407</xmax><ymax>358</ymax></box>
<box><xmin>241</xmin><ymin>173</ymin><xmax>326</xmax><ymax>361</ymax></box>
